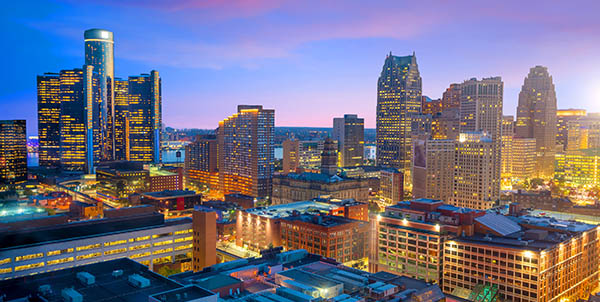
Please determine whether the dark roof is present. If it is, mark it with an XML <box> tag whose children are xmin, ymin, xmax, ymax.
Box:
<box><xmin>142</xmin><ymin>190</ymin><xmax>199</xmax><ymax>199</ymax></box>
<box><xmin>0</xmin><ymin>213</ymin><xmax>190</xmax><ymax>251</ymax></box>
<box><xmin>0</xmin><ymin>258</ymin><xmax>185</xmax><ymax>302</ymax></box>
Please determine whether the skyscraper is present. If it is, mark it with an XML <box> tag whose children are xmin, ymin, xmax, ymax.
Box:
<box><xmin>320</xmin><ymin>137</ymin><xmax>338</xmax><ymax>176</ymax></box>
<box><xmin>37</xmin><ymin>73</ymin><xmax>61</xmax><ymax>168</ymax></box>
<box><xmin>185</xmin><ymin>135</ymin><xmax>219</xmax><ymax>191</ymax></box>
<box><xmin>58</xmin><ymin>67</ymin><xmax>101</xmax><ymax>173</ymax></box>
<box><xmin>218</xmin><ymin>105</ymin><xmax>274</xmax><ymax>198</ymax></box>
<box><xmin>113</xmin><ymin>78</ymin><xmax>129</xmax><ymax>161</ymax></box>
<box><xmin>412</xmin><ymin>138</ymin><xmax>455</xmax><ymax>201</ymax></box>
<box><xmin>556</xmin><ymin>109</ymin><xmax>586</xmax><ymax>150</ymax></box>
<box><xmin>511</xmin><ymin>137</ymin><xmax>537</xmax><ymax>180</ymax></box>
<box><xmin>282</xmin><ymin>139</ymin><xmax>299</xmax><ymax>174</ymax></box>
<box><xmin>0</xmin><ymin>120</ymin><xmax>27</xmax><ymax>185</ymax></box>
<box><xmin>376</xmin><ymin>52</ymin><xmax>422</xmax><ymax>181</ymax></box>
<box><xmin>128</xmin><ymin>71</ymin><xmax>161</xmax><ymax>164</ymax></box>
<box><xmin>333</xmin><ymin>114</ymin><xmax>364</xmax><ymax>167</ymax></box>
<box><xmin>84</xmin><ymin>29</ymin><xmax>115</xmax><ymax>161</ymax></box>
<box><xmin>500</xmin><ymin>115</ymin><xmax>514</xmax><ymax>179</ymax></box>
<box><xmin>516</xmin><ymin>66</ymin><xmax>557</xmax><ymax>179</ymax></box>
<box><xmin>441</xmin><ymin>83</ymin><xmax>461</xmax><ymax>109</ymax></box>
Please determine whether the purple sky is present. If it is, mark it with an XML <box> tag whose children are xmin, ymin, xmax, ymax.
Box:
<box><xmin>2</xmin><ymin>0</ymin><xmax>600</xmax><ymax>135</ymax></box>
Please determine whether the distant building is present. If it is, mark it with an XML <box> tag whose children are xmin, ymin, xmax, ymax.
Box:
<box><xmin>516</xmin><ymin>66</ymin><xmax>557</xmax><ymax>179</ymax></box>
<box><xmin>431</xmin><ymin>108</ymin><xmax>460</xmax><ymax>140</ymax></box>
<box><xmin>333</xmin><ymin>114</ymin><xmax>364</xmax><ymax>167</ymax></box>
<box><xmin>139</xmin><ymin>190</ymin><xmax>202</xmax><ymax>212</ymax></box>
<box><xmin>510</xmin><ymin>190</ymin><xmax>572</xmax><ymax>212</ymax></box>
<box><xmin>376</xmin><ymin>52</ymin><xmax>422</xmax><ymax>181</ymax></box>
<box><xmin>218</xmin><ymin>105</ymin><xmax>274</xmax><ymax>198</ymax></box>
<box><xmin>113</xmin><ymin>78</ymin><xmax>130</xmax><ymax>160</ymax></box>
<box><xmin>556</xmin><ymin>109</ymin><xmax>586</xmax><ymax>150</ymax></box>
<box><xmin>320</xmin><ymin>137</ymin><xmax>338</xmax><ymax>176</ymax></box>
<box><xmin>224</xmin><ymin>193</ymin><xmax>255</xmax><ymax>209</ymax></box>
<box><xmin>511</xmin><ymin>137</ymin><xmax>537</xmax><ymax>180</ymax></box>
<box><xmin>378</xmin><ymin>168</ymin><xmax>404</xmax><ymax>207</ymax></box>
<box><xmin>555</xmin><ymin>148</ymin><xmax>600</xmax><ymax>186</ymax></box>
<box><xmin>128</xmin><ymin>71</ymin><xmax>162</xmax><ymax>164</ymax></box>
<box><xmin>500</xmin><ymin>115</ymin><xmax>514</xmax><ymax>178</ymax></box>
<box><xmin>271</xmin><ymin>172</ymin><xmax>371</xmax><ymax>205</ymax></box>
<box><xmin>282</xmin><ymin>139</ymin><xmax>323</xmax><ymax>173</ymax></box>
<box><xmin>0</xmin><ymin>120</ymin><xmax>27</xmax><ymax>185</ymax></box>
<box><xmin>422</xmin><ymin>96</ymin><xmax>443</xmax><ymax>115</ymax></box>
<box><xmin>412</xmin><ymin>138</ymin><xmax>455</xmax><ymax>202</ymax></box>
<box><xmin>441</xmin><ymin>83</ymin><xmax>461</xmax><ymax>110</ymax></box>
<box><xmin>185</xmin><ymin>134</ymin><xmax>219</xmax><ymax>192</ymax></box>
<box><xmin>37</xmin><ymin>73</ymin><xmax>61</xmax><ymax>168</ymax></box>
<box><xmin>29</xmin><ymin>191</ymin><xmax>72</xmax><ymax>210</ymax></box>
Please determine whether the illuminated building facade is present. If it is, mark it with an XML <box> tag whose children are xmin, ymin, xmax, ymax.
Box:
<box><xmin>431</xmin><ymin>108</ymin><xmax>460</xmax><ymax>140</ymax></box>
<box><xmin>556</xmin><ymin>109</ymin><xmax>586</xmax><ymax>150</ymax></box>
<box><xmin>185</xmin><ymin>135</ymin><xmax>218</xmax><ymax>191</ymax></box>
<box><xmin>128</xmin><ymin>71</ymin><xmax>161</xmax><ymax>164</ymax></box>
<box><xmin>516</xmin><ymin>66</ymin><xmax>557</xmax><ymax>179</ymax></box>
<box><xmin>500</xmin><ymin>115</ymin><xmax>514</xmax><ymax>178</ymax></box>
<box><xmin>422</xmin><ymin>96</ymin><xmax>443</xmax><ymax>115</ymax></box>
<box><xmin>37</xmin><ymin>73</ymin><xmax>61</xmax><ymax>168</ymax></box>
<box><xmin>280</xmin><ymin>214</ymin><xmax>369</xmax><ymax>264</ymax></box>
<box><xmin>412</xmin><ymin>138</ymin><xmax>455</xmax><ymax>202</ymax></box>
<box><xmin>372</xmin><ymin>199</ymin><xmax>483</xmax><ymax>283</ymax></box>
<box><xmin>511</xmin><ymin>138</ymin><xmax>537</xmax><ymax>180</ymax></box>
<box><xmin>555</xmin><ymin>148</ymin><xmax>600</xmax><ymax>186</ymax></box>
<box><xmin>321</xmin><ymin>137</ymin><xmax>338</xmax><ymax>176</ymax></box>
<box><xmin>451</xmin><ymin>133</ymin><xmax>498</xmax><ymax>210</ymax></box>
<box><xmin>218</xmin><ymin>105</ymin><xmax>274</xmax><ymax>198</ymax></box>
<box><xmin>333</xmin><ymin>114</ymin><xmax>364</xmax><ymax>167</ymax></box>
<box><xmin>282</xmin><ymin>138</ymin><xmax>299</xmax><ymax>173</ymax></box>
<box><xmin>442</xmin><ymin>83</ymin><xmax>461</xmax><ymax>110</ymax></box>
<box><xmin>378</xmin><ymin>168</ymin><xmax>404</xmax><ymax>207</ymax></box>
<box><xmin>271</xmin><ymin>172</ymin><xmax>371</xmax><ymax>205</ymax></box>
<box><xmin>58</xmin><ymin>67</ymin><xmax>101</xmax><ymax>173</ymax></box>
<box><xmin>282</xmin><ymin>139</ymin><xmax>322</xmax><ymax>174</ymax></box>
<box><xmin>84</xmin><ymin>28</ymin><xmax>115</xmax><ymax>161</ymax></box>
<box><xmin>0</xmin><ymin>212</ymin><xmax>192</xmax><ymax>280</ymax></box>
<box><xmin>113</xmin><ymin>78</ymin><xmax>129</xmax><ymax>160</ymax></box>
<box><xmin>376</xmin><ymin>52</ymin><xmax>422</xmax><ymax>180</ymax></box>
<box><xmin>192</xmin><ymin>208</ymin><xmax>217</xmax><ymax>272</ymax></box>
<box><xmin>0</xmin><ymin>120</ymin><xmax>27</xmax><ymax>185</ymax></box>
<box><xmin>443</xmin><ymin>216</ymin><xmax>600</xmax><ymax>302</ymax></box>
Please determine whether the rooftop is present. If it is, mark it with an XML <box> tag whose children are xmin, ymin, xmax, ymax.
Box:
<box><xmin>282</xmin><ymin>214</ymin><xmax>359</xmax><ymax>228</ymax></box>
<box><xmin>245</xmin><ymin>201</ymin><xmax>339</xmax><ymax>219</ymax></box>
<box><xmin>0</xmin><ymin>258</ymin><xmax>199</xmax><ymax>302</ymax></box>
<box><xmin>150</xmin><ymin>285</ymin><xmax>216</xmax><ymax>302</ymax></box>
<box><xmin>281</xmin><ymin>172</ymin><xmax>346</xmax><ymax>183</ymax></box>
<box><xmin>142</xmin><ymin>190</ymin><xmax>199</xmax><ymax>199</ymax></box>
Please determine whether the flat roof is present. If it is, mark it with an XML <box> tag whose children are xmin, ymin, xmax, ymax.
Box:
<box><xmin>246</xmin><ymin>201</ymin><xmax>339</xmax><ymax>219</ymax></box>
<box><xmin>0</xmin><ymin>258</ymin><xmax>184</xmax><ymax>302</ymax></box>
<box><xmin>194</xmin><ymin>274</ymin><xmax>241</xmax><ymax>290</ymax></box>
<box><xmin>277</xmin><ymin>268</ymin><xmax>341</xmax><ymax>289</ymax></box>
<box><xmin>150</xmin><ymin>285</ymin><xmax>215</xmax><ymax>302</ymax></box>
<box><xmin>282</xmin><ymin>214</ymin><xmax>359</xmax><ymax>227</ymax></box>
<box><xmin>143</xmin><ymin>190</ymin><xmax>199</xmax><ymax>199</ymax></box>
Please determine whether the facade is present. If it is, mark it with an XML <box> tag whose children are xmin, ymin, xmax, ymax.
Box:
<box><xmin>84</xmin><ymin>28</ymin><xmax>115</xmax><ymax>161</ymax></box>
<box><xmin>218</xmin><ymin>105</ymin><xmax>274</xmax><ymax>198</ymax></box>
<box><xmin>378</xmin><ymin>168</ymin><xmax>404</xmax><ymax>207</ymax></box>
<box><xmin>282</xmin><ymin>138</ymin><xmax>299</xmax><ymax>173</ymax></box>
<box><xmin>451</xmin><ymin>133</ymin><xmax>498</xmax><ymax>210</ymax></box>
<box><xmin>128</xmin><ymin>71</ymin><xmax>162</xmax><ymax>164</ymax></box>
<box><xmin>282</xmin><ymin>139</ymin><xmax>323</xmax><ymax>173</ymax></box>
<box><xmin>516</xmin><ymin>66</ymin><xmax>557</xmax><ymax>179</ymax></box>
<box><xmin>376</xmin><ymin>52</ymin><xmax>422</xmax><ymax>179</ymax></box>
<box><xmin>412</xmin><ymin>138</ymin><xmax>455</xmax><ymax>202</ymax></box>
<box><xmin>113</xmin><ymin>78</ymin><xmax>130</xmax><ymax>160</ymax></box>
<box><xmin>500</xmin><ymin>115</ymin><xmax>514</xmax><ymax>178</ymax></box>
<box><xmin>320</xmin><ymin>137</ymin><xmax>338</xmax><ymax>176</ymax></box>
<box><xmin>565</xmin><ymin>116</ymin><xmax>600</xmax><ymax>151</ymax></box>
<box><xmin>372</xmin><ymin>199</ymin><xmax>484</xmax><ymax>283</ymax></box>
<box><xmin>0</xmin><ymin>212</ymin><xmax>193</xmax><ymax>280</ymax></box>
<box><xmin>422</xmin><ymin>96</ymin><xmax>443</xmax><ymax>115</ymax></box>
<box><xmin>280</xmin><ymin>214</ymin><xmax>369</xmax><ymax>265</ymax></box>
<box><xmin>37</xmin><ymin>73</ymin><xmax>61</xmax><ymax>168</ymax></box>
<box><xmin>333</xmin><ymin>114</ymin><xmax>365</xmax><ymax>167</ymax></box>
<box><xmin>512</xmin><ymin>138</ymin><xmax>537</xmax><ymax>180</ymax></box>
<box><xmin>0</xmin><ymin>120</ymin><xmax>27</xmax><ymax>185</ymax></box>
<box><xmin>185</xmin><ymin>134</ymin><xmax>219</xmax><ymax>192</ymax></box>
<box><xmin>442</xmin><ymin>83</ymin><xmax>461</xmax><ymax>109</ymax></box>
<box><xmin>443</xmin><ymin>215</ymin><xmax>600</xmax><ymax>302</ymax></box>
<box><xmin>192</xmin><ymin>208</ymin><xmax>217</xmax><ymax>272</ymax></box>
<box><xmin>139</xmin><ymin>190</ymin><xmax>202</xmax><ymax>212</ymax></box>
<box><xmin>431</xmin><ymin>108</ymin><xmax>460</xmax><ymax>140</ymax></box>
<box><xmin>555</xmin><ymin>148</ymin><xmax>600</xmax><ymax>186</ymax></box>
<box><xmin>556</xmin><ymin>109</ymin><xmax>586</xmax><ymax>150</ymax></box>
<box><xmin>271</xmin><ymin>172</ymin><xmax>371</xmax><ymax>205</ymax></box>
<box><xmin>236</xmin><ymin>200</ymin><xmax>368</xmax><ymax>252</ymax></box>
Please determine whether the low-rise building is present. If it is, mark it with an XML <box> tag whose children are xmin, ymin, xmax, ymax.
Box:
<box><xmin>138</xmin><ymin>190</ymin><xmax>202</xmax><ymax>212</ymax></box>
<box><xmin>555</xmin><ymin>148</ymin><xmax>600</xmax><ymax>186</ymax></box>
<box><xmin>29</xmin><ymin>191</ymin><xmax>72</xmax><ymax>210</ymax></box>
<box><xmin>272</xmin><ymin>172</ymin><xmax>371</xmax><ymax>205</ymax></box>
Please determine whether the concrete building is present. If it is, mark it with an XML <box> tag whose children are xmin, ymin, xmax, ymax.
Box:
<box><xmin>372</xmin><ymin>199</ymin><xmax>485</xmax><ymax>283</ymax></box>
<box><xmin>0</xmin><ymin>120</ymin><xmax>27</xmax><ymax>185</ymax></box>
<box><xmin>450</xmin><ymin>132</ymin><xmax>498</xmax><ymax>210</ymax></box>
<box><xmin>218</xmin><ymin>105</ymin><xmax>274</xmax><ymax>198</ymax></box>
<box><xmin>192</xmin><ymin>208</ymin><xmax>217</xmax><ymax>272</ymax></box>
<box><xmin>185</xmin><ymin>134</ymin><xmax>218</xmax><ymax>192</ymax></box>
<box><xmin>0</xmin><ymin>208</ymin><xmax>193</xmax><ymax>280</ymax></box>
<box><xmin>0</xmin><ymin>258</ymin><xmax>217</xmax><ymax>302</ymax></box>
<box><xmin>501</xmin><ymin>115</ymin><xmax>514</xmax><ymax>179</ymax></box>
<box><xmin>512</xmin><ymin>138</ymin><xmax>537</xmax><ymax>180</ymax></box>
<box><xmin>271</xmin><ymin>172</ymin><xmax>371</xmax><ymax>205</ymax></box>
<box><xmin>443</xmin><ymin>214</ymin><xmax>600</xmax><ymax>302</ymax></box>
<box><xmin>516</xmin><ymin>66</ymin><xmax>558</xmax><ymax>179</ymax></box>
<box><xmin>412</xmin><ymin>138</ymin><xmax>455</xmax><ymax>202</ymax></box>
<box><xmin>555</xmin><ymin>148</ymin><xmax>600</xmax><ymax>186</ymax></box>
<box><xmin>378</xmin><ymin>168</ymin><xmax>404</xmax><ymax>207</ymax></box>
<box><xmin>431</xmin><ymin>108</ymin><xmax>460</xmax><ymax>141</ymax></box>
<box><xmin>376</xmin><ymin>52</ymin><xmax>422</xmax><ymax>183</ymax></box>
<box><xmin>171</xmin><ymin>248</ymin><xmax>445</xmax><ymax>302</ymax></box>
<box><xmin>333</xmin><ymin>114</ymin><xmax>365</xmax><ymax>167</ymax></box>
<box><xmin>282</xmin><ymin>139</ymin><xmax>323</xmax><ymax>174</ymax></box>
<box><xmin>321</xmin><ymin>137</ymin><xmax>338</xmax><ymax>176</ymax></box>
<box><xmin>557</xmin><ymin>109</ymin><xmax>586</xmax><ymax>150</ymax></box>
<box><xmin>236</xmin><ymin>199</ymin><xmax>368</xmax><ymax>252</ymax></box>
<box><xmin>138</xmin><ymin>190</ymin><xmax>202</xmax><ymax>212</ymax></box>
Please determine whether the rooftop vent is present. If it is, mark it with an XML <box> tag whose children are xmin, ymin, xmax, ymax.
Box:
<box><xmin>128</xmin><ymin>274</ymin><xmax>150</xmax><ymax>288</ymax></box>
<box><xmin>61</xmin><ymin>288</ymin><xmax>83</xmax><ymax>302</ymax></box>
<box><xmin>76</xmin><ymin>272</ymin><xmax>95</xmax><ymax>286</ymax></box>
<box><xmin>112</xmin><ymin>269</ymin><xmax>123</xmax><ymax>278</ymax></box>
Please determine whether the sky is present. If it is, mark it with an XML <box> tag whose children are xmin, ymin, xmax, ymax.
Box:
<box><xmin>2</xmin><ymin>0</ymin><xmax>600</xmax><ymax>136</ymax></box>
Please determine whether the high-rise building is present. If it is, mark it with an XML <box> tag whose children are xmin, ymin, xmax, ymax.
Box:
<box><xmin>58</xmin><ymin>67</ymin><xmax>101</xmax><ymax>173</ymax></box>
<box><xmin>192</xmin><ymin>208</ymin><xmax>217</xmax><ymax>272</ymax></box>
<box><xmin>282</xmin><ymin>139</ymin><xmax>299</xmax><ymax>174</ymax></box>
<box><xmin>128</xmin><ymin>71</ymin><xmax>161</xmax><ymax>164</ymax></box>
<box><xmin>450</xmin><ymin>132</ymin><xmax>497</xmax><ymax>210</ymax></box>
<box><xmin>84</xmin><ymin>29</ymin><xmax>115</xmax><ymax>161</ymax></box>
<box><xmin>113</xmin><ymin>78</ymin><xmax>129</xmax><ymax>161</ymax></box>
<box><xmin>516</xmin><ymin>66</ymin><xmax>557</xmax><ymax>179</ymax></box>
<box><xmin>421</xmin><ymin>96</ymin><xmax>443</xmax><ymax>115</ymax></box>
<box><xmin>412</xmin><ymin>138</ymin><xmax>455</xmax><ymax>202</ymax></box>
<box><xmin>185</xmin><ymin>135</ymin><xmax>219</xmax><ymax>192</ymax></box>
<box><xmin>500</xmin><ymin>115</ymin><xmax>514</xmax><ymax>179</ymax></box>
<box><xmin>431</xmin><ymin>108</ymin><xmax>460</xmax><ymax>140</ymax></box>
<box><xmin>218</xmin><ymin>105</ymin><xmax>274</xmax><ymax>198</ymax></box>
<box><xmin>0</xmin><ymin>120</ymin><xmax>27</xmax><ymax>185</ymax></box>
<box><xmin>320</xmin><ymin>137</ymin><xmax>338</xmax><ymax>176</ymax></box>
<box><xmin>557</xmin><ymin>109</ymin><xmax>586</xmax><ymax>150</ymax></box>
<box><xmin>376</xmin><ymin>52</ymin><xmax>422</xmax><ymax>180</ymax></box>
<box><xmin>378</xmin><ymin>168</ymin><xmax>404</xmax><ymax>206</ymax></box>
<box><xmin>37</xmin><ymin>73</ymin><xmax>61</xmax><ymax>168</ymax></box>
<box><xmin>555</xmin><ymin>148</ymin><xmax>600</xmax><ymax>186</ymax></box>
<box><xmin>441</xmin><ymin>83</ymin><xmax>461</xmax><ymax>110</ymax></box>
<box><xmin>511</xmin><ymin>138</ymin><xmax>537</xmax><ymax>180</ymax></box>
<box><xmin>333</xmin><ymin>114</ymin><xmax>364</xmax><ymax>167</ymax></box>
<box><xmin>282</xmin><ymin>139</ymin><xmax>323</xmax><ymax>174</ymax></box>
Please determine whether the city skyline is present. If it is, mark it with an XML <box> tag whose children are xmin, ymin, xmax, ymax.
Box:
<box><xmin>3</xmin><ymin>1</ymin><xmax>600</xmax><ymax>135</ymax></box>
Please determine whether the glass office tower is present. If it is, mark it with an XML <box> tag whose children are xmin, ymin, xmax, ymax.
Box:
<box><xmin>37</xmin><ymin>73</ymin><xmax>61</xmax><ymax>168</ymax></box>
<box><xmin>113</xmin><ymin>78</ymin><xmax>129</xmax><ymax>161</ymax></box>
<box><xmin>0</xmin><ymin>120</ymin><xmax>27</xmax><ymax>185</ymax></box>
<box><xmin>128</xmin><ymin>71</ymin><xmax>161</xmax><ymax>164</ymax></box>
<box><xmin>84</xmin><ymin>28</ymin><xmax>115</xmax><ymax>161</ymax></box>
